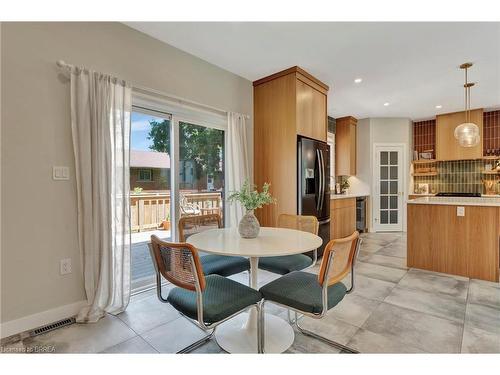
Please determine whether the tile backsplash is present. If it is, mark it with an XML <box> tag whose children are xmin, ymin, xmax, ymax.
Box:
<box><xmin>413</xmin><ymin>160</ymin><xmax>499</xmax><ymax>194</ymax></box>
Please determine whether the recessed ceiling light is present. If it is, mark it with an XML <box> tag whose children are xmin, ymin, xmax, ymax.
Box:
<box><xmin>354</xmin><ymin>78</ymin><xmax>363</xmax><ymax>83</ymax></box>
<box><xmin>383</xmin><ymin>102</ymin><xmax>390</xmax><ymax>106</ymax></box>
<box><xmin>435</xmin><ymin>105</ymin><xmax>443</xmax><ymax>109</ymax></box>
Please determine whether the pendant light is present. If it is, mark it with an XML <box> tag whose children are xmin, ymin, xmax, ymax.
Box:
<box><xmin>454</xmin><ymin>62</ymin><xmax>479</xmax><ymax>147</ymax></box>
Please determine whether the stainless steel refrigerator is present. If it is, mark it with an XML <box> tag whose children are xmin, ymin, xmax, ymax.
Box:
<box><xmin>297</xmin><ymin>135</ymin><xmax>330</xmax><ymax>257</ymax></box>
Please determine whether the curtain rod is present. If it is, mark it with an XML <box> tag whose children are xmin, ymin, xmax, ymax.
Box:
<box><xmin>56</xmin><ymin>60</ymin><xmax>250</xmax><ymax>119</ymax></box>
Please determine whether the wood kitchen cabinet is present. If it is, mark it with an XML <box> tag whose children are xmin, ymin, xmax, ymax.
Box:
<box><xmin>330</xmin><ymin>198</ymin><xmax>356</xmax><ymax>239</ymax></box>
<box><xmin>253</xmin><ymin>66</ymin><xmax>329</xmax><ymax>227</ymax></box>
<box><xmin>335</xmin><ymin>116</ymin><xmax>357</xmax><ymax>176</ymax></box>
<box><xmin>436</xmin><ymin>109</ymin><xmax>483</xmax><ymax>161</ymax></box>
<box><xmin>296</xmin><ymin>78</ymin><xmax>327</xmax><ymax>142</ymax></box>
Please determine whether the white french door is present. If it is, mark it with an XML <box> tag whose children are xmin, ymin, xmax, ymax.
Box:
<box><xmin>373</xmin><ymin>144</ymin><xmax>405</xmax><ymax>232</ymax></box>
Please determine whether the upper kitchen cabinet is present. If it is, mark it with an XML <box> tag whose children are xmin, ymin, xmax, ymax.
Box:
<box><xmin>436</xmin><ymin>109</ymin><xmax>483</xmax><ymax>161</ymax></box>
<box><xmin>253</xmin><ymin>66</ymin><xmax>329</xmax><ymax>226</ymax></box>
<box><xmin>296</xmin><ymin>75</ymin><xmax>328</xmax><ymax>141</ymax></box>
<box><xmin>335</xmin><ymin>116</ymin><xmax>357</xmax><ymax>176</ymax></box>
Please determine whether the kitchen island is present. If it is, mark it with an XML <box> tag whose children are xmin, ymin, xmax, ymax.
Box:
<box><xmin>407</xmin><ymin>196</ymin><xmax>500</xmax><ymax>282</ymax></box>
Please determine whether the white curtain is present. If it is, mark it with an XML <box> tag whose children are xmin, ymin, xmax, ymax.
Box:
<box><xmin>227</xmin><ymin>112</ymin><xmax>250</xmax><ymax>227</ymax></box>
<box><xmin>70</xmin><ymin>67</ymin><xmax>132</xmax><ymax>323</ymax></box>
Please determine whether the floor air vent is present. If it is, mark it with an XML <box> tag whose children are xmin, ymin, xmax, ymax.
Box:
<box><xmin>29</xmin><ymin>317</ymin><xmax>75</xmax><ymax>337</ymax></box>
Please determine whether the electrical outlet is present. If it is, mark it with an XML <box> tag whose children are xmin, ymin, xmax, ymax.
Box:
<box><xmin>60</xmin><ymin>258</ymin><xmax>72</xmax><ymax>275</ymax></box>
<box><xmin>457</xmin><ymin>206</ymin><xmax>465</xmax><ymax>217</ymax></box>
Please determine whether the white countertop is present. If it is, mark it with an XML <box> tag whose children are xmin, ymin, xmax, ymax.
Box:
<box><xmin>407</xmin><ymin>196</ymin><xmax>500</xmax><ymax>207</ymax></box>
<box><xmin>331</xmin><ymin>193</ymin><xmax>369</xmax><ymax>200</ymax></box>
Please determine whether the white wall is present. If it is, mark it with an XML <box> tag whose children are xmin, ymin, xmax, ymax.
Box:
<box><xmin>350</xmin><ymin>118</ymin><xmax>412</xmax><ymax>232</ymax></box>
<box><xmin>0</xmin><ymin>22</ymin><xmax>253</xmax><ymax>335</ymax></box>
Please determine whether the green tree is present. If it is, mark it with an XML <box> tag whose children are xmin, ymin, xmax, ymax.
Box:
<box><xmin>147</xmin><ymin>120</ymin><xmax>223</xmax><ymax>191</ymax></box>
<box><xmin>148</xmin><ymin>120</ymin><xmax>170</xmax><ymax>154</ymax></box>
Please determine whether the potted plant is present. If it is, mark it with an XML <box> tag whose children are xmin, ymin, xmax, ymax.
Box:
<box><xmin>162</xmin><ymin>212</ymin><xmax>171</xmax><ymax>231</ymax></box>
<box><xmin>228</xmin><ymin>180</ymin><xmax>276</xmax><ymax>238</ymax></box>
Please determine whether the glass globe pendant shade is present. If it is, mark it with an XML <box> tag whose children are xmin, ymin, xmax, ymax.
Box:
<box><xmin>454</xmin><ymin>122</ymin><xmax>480</xmax><ymax>147</ymax></box>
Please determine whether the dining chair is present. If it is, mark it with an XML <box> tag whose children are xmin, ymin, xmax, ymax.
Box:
<box><xmin>149</xmin><ymin>235</ymin><xmax>264</xmax><ymax>353</ymax></box>
<box><xmin>258</xmin><ymin>231</ymin><xmax>362</xmax><ymax>353</ymax></box>
<box><xmin>178</xmin><ymin>213</ymin><xmax>250</xmax><ymax>277</ymax></box>
<box><xmin>258</xmin><ymin>214</ymin><xmax>319</xmax><ymax>275</ymax></box>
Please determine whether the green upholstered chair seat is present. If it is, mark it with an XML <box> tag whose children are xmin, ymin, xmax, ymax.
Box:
<box><xmin>258</xmin><ymin>254</ymin><xmax>313</xmax><ymax>275</ymax></box>
<box><xmin>167</xmin><ymin>275</ymin><xmax>262</xmax><ymax>323</ymax></box>
<box><xmin>260</xmin><ymin>271</ymin><xmax>347</xmax><ymax>314</ymax></box>
<box><xmin>200</xmin><ymin>255</ymin><xmax>250</xmax><ymax>277</ymax></box>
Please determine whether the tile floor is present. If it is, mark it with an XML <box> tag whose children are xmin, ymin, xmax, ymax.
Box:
<box><xmin>3</xmin><ymin>232</ymin><xmax>500</xmax><ymax>354</ymax></box>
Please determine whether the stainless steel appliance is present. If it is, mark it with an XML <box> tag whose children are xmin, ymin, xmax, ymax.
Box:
<box><xmin>297</xmin><ymin>136</ymin><xmax>330</xmax><ymax>256</ymax></box>
<box><xmin>435</xmin><ymin>192</ymin><xmax>481</xmax><ymax>197</ymax></box>
<box><xmin>356</xmin><ymin>197</ymin><xmax>367</xmax><ymax>232</ymax></box>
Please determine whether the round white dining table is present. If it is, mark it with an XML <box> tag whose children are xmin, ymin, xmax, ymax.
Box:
<box><xmin>187</xmin><ymin>226</ymin><xmax>322</xmax><ymax>353</ymax></box>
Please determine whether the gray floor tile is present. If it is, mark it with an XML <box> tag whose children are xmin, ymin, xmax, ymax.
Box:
<box><xmin>117</xmin><ymin>293</ymin><xmax>180</xmax><ymax>334</ymax></box>
<box><xmin>377</xmin><ymin>243</ymin><xmax>407</xmax><ymax>258</ymax></box>
<box><xmin>361</xmin><ymin>254</ymin><xmax>408</xmax><ymax>270</ymax></box>
<box><xmin>346</xmin><ymin>274</ymin><xmax>397</xmax><ymax>302</ymax></box>
<box><xmin>385</xmin><ymin>286</ymin><xmax>466</xmax><ymax>323</ymax></box>
<box><xmin>190</xmin><ymin>340</ymin><xmax>224</xmax><ymax>354</ymax></box>
<box><xmin>355</xmin><ymin>261</ymin><xmax>407</xmax><ymax>283</ymax></box>
<box><xmin>362</xmin><ymin>302</ymin><xmax>463</xmax><ymax>353</ymax></box>
<box><xmin>465</xmin><ymin>303</ymin><xmax>500</xmax><ymax>335</ymax></box>
<box><xmin>285</xmin><ymin>328</ymin><xmax>341</xmax><ymax>354</ymax></box>
<box><xmin>461</xmin><ymin>324</ymin><xmax>500</xmax><ymax>353</ymax></box>
<box><xmin>468</xmin><ymin>279</ymin><xmax>500</xmax><ymax>309</ymax></box>
<box><xmin>347</xmin><ymin>328</ymin><xmax>425</xmax><ymax>353</ymax></box>
<box><xmin>298</xmin><ymin>315</ymin><xmax>359</xmax><ymax>347</ymax></box>
<box><xmin>140</xmin><ymin>317</ymin><xmax>207</xmax><ymax>353</ymax></box>
<box><xmin>398</xmin><ymin>268</ymin><xmax>469</xmax><ymax>300</ymax></box>
<box><xmin>21</xmin><ymin>315</ymin><xmax>136</xmax><ymax>353</ymax></box>
<box><xmin>102</xmin><ymin>336</ymin><xmax>158</xmax><ymax>353</ymax></box>
<box><xmin>359</xmin><ymin>242</ymin><xmax>385</xmax><ymax>254</ymax></box>
<box><xmin>327</xmin><ymin>294</ymin><xmax>381</xmax><ymax>327</ymax></box>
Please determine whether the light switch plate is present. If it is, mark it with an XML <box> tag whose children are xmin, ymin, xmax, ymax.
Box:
<box><xmin>53</xmin><ymin>166</ymin><xmax>69</xmax><ymax>180</ymax></box>
<box><xmin>457</xmin><ymin>206</ymin><xmax>465</xmax><ymax>217</ymax></box>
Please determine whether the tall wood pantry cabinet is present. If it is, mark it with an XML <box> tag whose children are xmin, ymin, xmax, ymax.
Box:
<box><xmin>253</xmin><ymin>66</ymin><xmax>329</xmax><ymax>227</ymax></box>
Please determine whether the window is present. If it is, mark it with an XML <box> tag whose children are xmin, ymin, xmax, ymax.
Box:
<box><xmin>327</xmin><ymin>133</ymin><xmax>335</xmax><ymax>189</ymax></box>
<box><xmin>138</xmin><ymin>169</ymin><xmax>153</xmax><ymax>182</ymax></box>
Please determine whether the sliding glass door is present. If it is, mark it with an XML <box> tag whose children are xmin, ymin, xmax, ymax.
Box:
<box><xmin>130</xmin><ymin>108</ymin><xmax>173</xmax><ymax>291</ymax></box>
<box><xmin>129</xmin><ymin>103</ymin><xmax>226</xmax><ymax>292</ymax></box>
<box><xmin>179</xmin><ymin>121</ymin><xmax>225</xmax><ymax>224</ymax></box>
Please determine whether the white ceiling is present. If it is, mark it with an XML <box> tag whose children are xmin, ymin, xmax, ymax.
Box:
<box><xmin>125</xmin><ymin>22</ymin><xmax>500</xmax><ymax>120</ymax></box>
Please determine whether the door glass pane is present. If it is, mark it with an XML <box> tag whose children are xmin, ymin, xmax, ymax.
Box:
<box><xmin>130</xmin><ymin>110</ymin><xmax>172</xmax><ymax>291</ymax></box>
<box><xmin>179</xmin><ymin>122</ymin><xmax>225</xmax><ymax>223</ymax></box>
<box><xmin>390</xmin><ymin>166</ymin><xmax>398</xmax><ymax>179</ymax></box>
<box><xmin>380</xmin><ymin>210</ymin><xmax>389</xmax><ymax>224</ymax></box>
<box><xmin>390</xmin><ymin>181</ymin><xmax>398</xmax><ymax>194</ymax></box>
<box><xmin>380</xmin><ymin>196</ymin><xmax>388</xmax><ymax>209</ymax></box>
<box><xmin>381</xmin><ymin>166</ymin><xmax>388</xmax><ymax>180</ymax></box>
<box><xmin>390</xmin><ymin>196</ymin><xmax>398</xmax><ymax>209</ymax></box>
<box><xmin>390</xmin><ymin>210</ymin><xmax>398</xmax><ymax>224</ymax></box>
<box><xmin>380</xmin><ymin>151</ymin><xmax>388</xmax><ymax>165</ymax></box>
<box><xmin>381</xmin><ymin>181</ymin><xmax>388</xmax><ymax>194</ymax></box>
<box><xmin>390</xmin><ymin>151</ymin><xmax>398</xmax><ymax>165</ymax></box>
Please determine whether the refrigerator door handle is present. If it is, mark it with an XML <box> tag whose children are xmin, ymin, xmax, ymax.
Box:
<box><xmin>316</xmin><ymin>149</ymin><xmax>322</xmax><ymax>213</ymax></box>
<box><xmin>318</xmin><ymin>149</ymin><xmax>325</xmax><ymax>213</ymax></box>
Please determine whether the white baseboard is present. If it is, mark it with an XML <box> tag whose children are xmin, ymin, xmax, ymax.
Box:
<box><xmin>0</xmin><ymin>300</ymin><xmax>87</xmax><ymax>339</ymax></box>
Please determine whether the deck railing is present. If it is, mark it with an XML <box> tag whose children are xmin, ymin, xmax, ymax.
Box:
<box><xmin>130</xmin><ymin>191</ymin><xmax>223</xmax><ymax>232</ymax></box>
